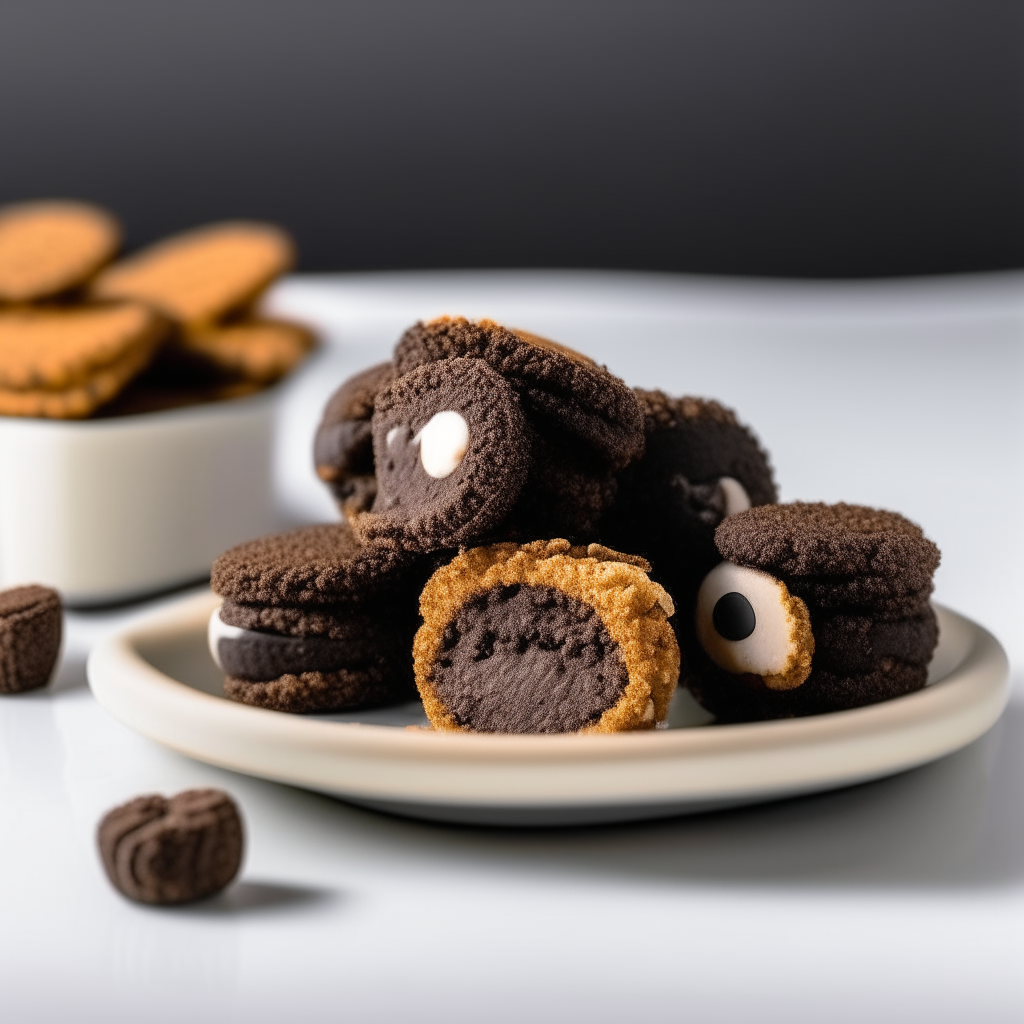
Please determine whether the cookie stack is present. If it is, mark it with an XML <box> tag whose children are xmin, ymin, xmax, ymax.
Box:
<box><xmin>0</xmin><ymin>199</ymin><xmax>313</xmax><ymax>418</ymax></box>
<box><xmin>689</xmin><ymin>503</ymin><xmax>941</xmax><ymax>721</ymax></box>
<box><xmin>209</xmin><ymin>524</ymin><xmax>430</xmax><ymax>713</ymax></box>
<box><xmin>212</xmin><ymin>317</ymin><xmax>680</xmax><ymax>731</ymax></box>
<box><xmin>211</xmin><ymin>314</ymin><xmax>942</xmax><ymax>730</ymax></box>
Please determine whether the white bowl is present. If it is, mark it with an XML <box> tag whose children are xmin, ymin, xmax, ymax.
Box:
<box><xmin>0</xmin><ymin>394</ymin><xmax>281</xmax><ymax>605</ymax></box>
<box><xmin>87</xmin><ymin>591</ymin><xmax>1009</xmax><ymax>826</ymax></box>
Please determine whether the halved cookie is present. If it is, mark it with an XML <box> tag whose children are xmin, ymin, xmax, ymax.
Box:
<box><xmin>414</xmin><ymin>539</ymin><xmax>679</xmax><ymax>733</ymax></box>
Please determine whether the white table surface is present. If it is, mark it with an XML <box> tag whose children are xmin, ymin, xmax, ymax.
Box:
<box><xmin>2</xmin><ymin>271</ymin><xmax>1023</xmax><ymax>1023</ymax></box>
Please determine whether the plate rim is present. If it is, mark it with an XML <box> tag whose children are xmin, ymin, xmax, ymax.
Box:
<box><xmin>86</xmin><ymin>590</ymin><xmax>1010</xmax><ymax>810</ymax></box>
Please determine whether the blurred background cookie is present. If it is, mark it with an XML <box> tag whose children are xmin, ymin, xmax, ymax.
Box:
<box><xmin>0</xmin><ymin>303</ymin><xmax>168</xmax><ymax>418</ymax></box>
<box><xmin>0</xmin><ymin>584</ymin><xmax>62</xmax><ymax>694</ymax></box>
<box><xmin>0</xmin><ymin>200</ymin><xmax>121</xmax><ymax>303</ymax></box>
<box><xmin>91</xmin><ymin>221</ymin><xmax>294</xmax><ymax>328</ymax></box>
<box><xmin>688</xmin><ymin>502</ymin><xmax>940</xmax><ymax>721</ymax></box>
<box><xmin>414</xmin><ymin>539</ymin><xmax>679</xmax><ymax>734</ymax></box>
<box><xmin>179</xmin><ymin>317</ymin><xmax>315</xmax><ymax>384</ymax></box>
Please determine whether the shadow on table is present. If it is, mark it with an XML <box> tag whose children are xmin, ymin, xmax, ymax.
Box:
<box><xmin>179</xmin><ymin>880</ymin><xmax>340</xmax><ymax>917</ymax></box>
<box><xmin>322</xmin><ymin>695</ymin><xmax>1024</xmax><ymax>893</ymax></box>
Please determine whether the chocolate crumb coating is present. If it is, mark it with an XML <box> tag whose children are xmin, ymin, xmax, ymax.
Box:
<box><xmin>224</xmin><ymin>661</ymin><xmax>412</xmax><ymax>714</ymax></box>
<box><xmin>715</xmin><ymin>502</ymin><xmax>941</xmax><ymax>592</ymax></box>
<box><xmin>314</xmin><ymin>361</ymin><xmax>395</xmax><ymax>517</ymax></box>
<box><xmin>687</xmin><ymin>503</ymin><xmax>941</xmax><ymax>721</ymax></box>
<box><xmin>415</xmin><ymin>539</ymin><xmax>679</xmax><ymax>733</ymax></box>
<box><xmin>393</xmin><ymin>316</ymin><xmax>645</xmax><ymax>470</ymax></box>
<box><xmin>97</xmin><ymin>789</ymin><xmax>243</xmax><ymax>905</ymax></box>
<box><xmin>355</xmin><ymin>358</ymin><xmax>531</xmax><ymax>551</ymax></box>
<box><xmin>212</xmin><ymin>522</ymin><xmax>424</xmax><ymax>607</ymax></box>
<box><xmin>0</xmin><ymin>585</ymin><xmax>62</xmax><ymax>694</ymax></box>
<box><xmin>604</xmin><ymin>391</ymin><xmax>777</xmax><ymax>587</ymax></box>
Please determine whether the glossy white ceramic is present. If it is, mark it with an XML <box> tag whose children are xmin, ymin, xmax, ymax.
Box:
<box><xmin>87</xmin><ymin>589</ymin><xmax>1009</xmax><ymax>826</ymax></box>
<box><xmin>0</xmin><ymin>393</ymin><xmax>280</xmax><ymax>605</ymax></box>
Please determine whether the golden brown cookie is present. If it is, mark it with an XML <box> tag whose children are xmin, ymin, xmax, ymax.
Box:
<box><xmin>180</xmin><ymin>318</ymin><xmax>315</xmax><ymax>383</ymax></box>
<box><xmin>91</xmin><ymin>222</ymin><xmax>294</xmax><ymax>327</ymax></box>
<box><xmin>414</xmin><ymin>539</ymin><xmax>680</xmax><ymax>734</ymax></box>
<box><xmin>0</xmin><ymin>200</ymin><xmax>121</xmax><ymax>303</ymax></box>
<box><xmin>0</xmin><ymin>303</ymin><xmax>167</xmax><ymax>418</ymax></box>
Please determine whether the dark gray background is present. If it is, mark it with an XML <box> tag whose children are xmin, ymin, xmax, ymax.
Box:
<box><xmin>1</xmin><ymin>0</ymin><xmax>1021</xmax><ymax>277</ymax></box>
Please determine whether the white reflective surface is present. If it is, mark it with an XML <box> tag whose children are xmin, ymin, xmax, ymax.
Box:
<box><xmin>3</xmin><ymin>271</ymin><xmax>1024</xmax><ymax>1022</ymax></box>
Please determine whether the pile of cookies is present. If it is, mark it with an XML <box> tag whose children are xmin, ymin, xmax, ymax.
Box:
<box><xmin>0</xmin><ymin>199</ymin><xmax>314</xmax><ymax>418</ymax></box>
<box><xmin>209</xmin><ymin>315</ymin><xmax>941</xmax><ymax>730</ymax></box>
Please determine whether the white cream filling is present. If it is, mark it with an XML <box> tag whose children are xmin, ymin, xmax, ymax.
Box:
<box><xmin>207</xmin><ymin>607</ymin><xmax>249</xmax><ymax>670</ymax></box>
<box><xmin>386</xmin><ymin>427</ymin><xmax>401</xmax><ymax>447</ymax></box>
<box><xmin>415</xmin><ymin>410</ymin><xmax>469</xmax><ymax>479</ymax></box>
<box><xmin>718</xmin><ymin>477</ymin><xmax>751</xmax><ymax>517</ymax></box>
<box><xmin>696</xmin><ymin>561</ymin><xmax>795</xmax><ymax>677</ymax></box>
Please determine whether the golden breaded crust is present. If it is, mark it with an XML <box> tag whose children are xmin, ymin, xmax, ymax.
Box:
<box><xmin>414</xmin><ymin>539</ymin><xmax>679</xmax><ymax>734</ymax></box>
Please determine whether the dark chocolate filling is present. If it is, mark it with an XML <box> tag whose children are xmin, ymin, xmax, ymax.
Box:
<box><xmin>432</xmin><ymin>584</ymin><xmax>628</xmax><ymax>734</ymax></box>
<box><xmin>218</xmin><ymin>629</ymin><xmax>378</xmax><ymax>682</ymax></box>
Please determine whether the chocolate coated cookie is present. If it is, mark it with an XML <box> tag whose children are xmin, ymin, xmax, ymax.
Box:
<box><xmin>0</xmin><ymin>585</ymin><xmax>62</xmax><ymax>694</ymax></box>
<box><xmin>687</xmin><ymin>502</ymin><xmax>940</xmax><ymax>721</ymax></box>
<box><xmin>414</xmin><ymin>539</ymin><xmax>679</xmax><ymax>733</ymax></box>
<box><xmin>98</xmin><ymin>789</ymin><xmax>243</xmax><ymax>905</ymax></box>
<box><xmin>393</xmin><ymin>316</ymin><xmax>644</xmax><ymax>469</ymax></box>
<box><xmin>314</xmin><ymin>361</ymin><xmax>396</xmax><ymax>517</ymax></box>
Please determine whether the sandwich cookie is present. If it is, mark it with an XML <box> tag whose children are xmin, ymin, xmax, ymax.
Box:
<box><xmin>210</xmin><ymin>523</ymin><xmax>428</xmax><ymax>713</ymax></box>
<box><xmin>688</xmin><ymin>502</ymin><xmax>940</xmax><ymax>721</ymax></box>
<box><xmin>414</xmin><ymin>539</ymin><xmax>679</xmax><ymax>734</ymax></box>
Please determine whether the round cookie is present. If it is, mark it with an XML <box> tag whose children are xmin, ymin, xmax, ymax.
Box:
<box><xmin>0</xmin><ymin>200</ymin><xmax>121</xmax><ymax>302</ymax></box>
<box><xmin>604</xmin><ymin>391</ymin><xmax>777</xmax><ymax>590</ymax></box>
<box><xmin>354</xmin><ymin>358</ymin><xmax>532</xmax><ymax>552</ymax></box>
<box><xmin>414</xmin><ymin>539</ymin><xmax>679</xmax><ymax>734</ymax></box>
<box><xmin>314</xmin><ymin>361</ymin><xmax>396</xmax><ymax>518</ymax></box>
<box><xmin>393</xmin><ymin>316</ymin><xmax>645</xmax><ymax>469</ymax></box>
<box><xmin>0</xmin><ymin>303</ymin><xmax>168</xmax><ymax>418</ymax></box>
<box><xmin>91</xmin><ymin>221</ymin><xmax>294</xmax><ymax>327</ymax></box>
<box><xmin>687</xmin><ymin>503</ymin><xmax>940</xmax><ymax>721</ymax></box>
<box><xmin>211</xmin><ymin>522</ymin><xmax>423</xmax><ymax>607</ymax></box>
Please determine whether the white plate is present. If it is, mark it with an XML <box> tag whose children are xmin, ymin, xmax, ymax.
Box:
<box><xmin>86</xmin><ymin>590</ymin><xmax>1010</xmax><ymax>826</ymax></box>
